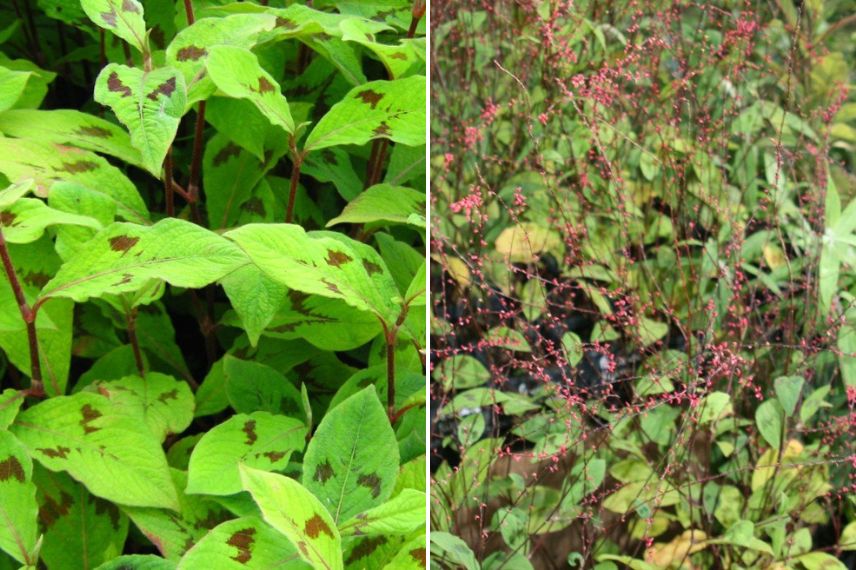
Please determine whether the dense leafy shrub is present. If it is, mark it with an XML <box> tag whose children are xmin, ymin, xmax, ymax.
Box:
<box><xmin>0</xmin><ymin>1</ymin><xmax>427</xmax><ymax>568</ymax></box>
<box><xmin>430</xmin><ymin>0</ymin><xmax>855</xmax><ymax>568</ymax></box>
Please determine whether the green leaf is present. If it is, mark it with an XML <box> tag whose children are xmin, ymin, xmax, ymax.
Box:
<box><xmin>340</xmin><ymin>21</ymin><xmax>424</xmax><ymax>79</ymax></box>
<box><xmin>405</xmin><ymin>260</ymin><xmax>426</xmax><ymax>306</ymax></box>
<box><xmin>222</xmin><ymin>356</ymin><xmax>304</xmax><ymax>418</ymax></box>
<box><xmin>485</xmin><ymin>326</ymin><xmax>531</xmax><ymax>352</ymax></box>
<box><xmin>561</xmin><ymin>332</ymin><xmax>584</xmax><ymax>366</ymax></box>
<box><xmin>796</xmin><ymin>552</ymin><xmax>847</xmax><ymax>570</ymax></box>
<box><xmin>220</xmin><ymin>264</ymin><xmax>286</xmax><ymax>346</ymax></box>
<box><xmin>166</xmin><ymin>13</ymin><xmax>275</xmax><ymax>93</ymax></box>
<box><xmin>258</xmin><ymin>289</ymin><xmax>382</xmax><ymax>351</ymax></box>
<box><xmin>35</xmin><ymin>467</ymin><xmax>129</xmax><ymax>570</ymax></box>
<box><xmin>90</xmin><ymin>373</ymin><xmax>194</xmax><ymax>442</ymax></box>
<box><xmin>177</xmin><ymin>516</ymin><xmax>311</xmax><ymax>570</ymax></box>
<box><xmin>381</xmin><ymin>534</ymin><xmax>427</xmax><ymax>570</ymax></box>
<box><xmin>186</xmin><ymin>411</ymin><xmax>306</xmax><ymax>496</ymax></box>
<box><xmin>0</xmin><ymin>198</ymin><xmax>101</xmax><ymax>244</ymax></box>
<box><xmin>0</xmin><ymin>138</ymin><xmax>149</xmax><ymax>223</ymax></box>
<box><xmin>433</xmin><ymin>355</ymin><xmax>489</xmax><ymax>390</ymax></box>
<box><xmin>0</xmin><ymin>266</ymin><xmax>74</xmax><ymax>396</ymax></box>
<box><xmin>123</xmin><ymin>469</ymin><xmax>227</xmax><ymax>560</ymax></box>
<box><xmin>0</xmin><ymin>109</ymin><xmax>144</xmax><ymax>170</ymax></box>
<box><xmin>205</xmin><ymin>45</ymin><xmax>294</xmax><ymax>134</ymax></box>
<box><xmin>838</xmin><ymin>324</ymin><xmax>856</xmax><ymax>388</ymax></box>
<box><xmin>304</xmin><ymin>76</ymin><xmax>426</xmax><ymax>151</ymax></box>
<box><xmin>698</xmin><ymin>392</ymin><xmax>732</xmax><ymax>424</ymax></box>
<box><xmin>755</xmin><ymin>399</ymin><xmax>784</xmax><ymax>450</ymax></box>
<box><xmin>302</xmin><ymin>148</ymin><xmax>362</xmax><ymax>202</ymax></box>
<box><xmin>0</xmin><ymin>389</ymin><xmax>23</xmax><ymax>430</ymax></box>
<box><xmin>0</xmin><ymin>431</ymin><xmax>38</xmax><ymax>565</ymax></box>
<box><xmin>338</xmin><ymin>489</ymin><xmax>425</xmax><ymax>537</ymax></box>
<box><xmin>430</xmin><ymin>532</ymin><xmax>479</xmax><ymax>570</ymax></box>
<box><xmin>303</xmin><ymin>387</ymin><xmax>399</xmax><ymax>524</ymax></box>
<box><xmin>40</xmin><ymin>218</ymin><xmax>248</xmax><ymax>304</ymax></box>
<box><xmin>94</xmin><ymin>64</ymin><xmax>187</xmax><ymax>176</ymax></box>
<box><xmin>774</xmin><ymin>375</ymin><xmax>804</xmax><ymax>417</ymax></box>
<box><xmin>96</xmin><ymin>555</ymin><xmax>177</xmax><ymax>570</ymax></box>
<box><xmin>80</xmin><ymin>0</ymin><xmax>147</xmax><ymax>52</ymax></box>
<box><xmin>0</xmin><ymin>180</ymin><xmax>33</xmax><ymax>210</ymax></box>
<box><xmin>637</xmin><ymin>317</ymin><xmax>669</xmax><ymax>347</ymax></box>
<box><xmin>202</xmin><ymin>134</ymin><xmax>267</xmax><ymax>230</ymax></box>
<box><xmin>239</xmin><ymin>466</ymin><xmax>343</xmax><ymax>570</ymax></box>
<box><xmin>841</xmin><ymin>521</ymin><xmax>856</xmax><ymax>550</ymax></box>
<box><xmin>0</xmin><ymin>67</ymin><xmax>31</xmax><ymax>113</ymax></box>
<box><xmin>326</xmin><ymin>184</ymin><xmax>424</xmax><ymax>228</ymax></box>
<box><xmin>11</xmin><ymin>391</ymin><xmax>178</xmax><ymax>509</ymax></box>
<box><xmin>225</xmin><ymin>224</ymin><xmax>400</xmax><ymax>325</ymax></box>
<box><xmin>48</xmin><ymin>181</ymin><xmax>119</xmax><ymax>260</ymax></box>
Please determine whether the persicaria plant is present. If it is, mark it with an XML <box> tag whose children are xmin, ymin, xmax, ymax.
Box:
<box><xmin>0</xmin><ymin>0</ymin><xmax>427</xmax><ymax>568</ymax></box>
<box><xmin>430</xmin><ymin>0</ymin><xmax>855</xmax><ymax>568</ymax></box>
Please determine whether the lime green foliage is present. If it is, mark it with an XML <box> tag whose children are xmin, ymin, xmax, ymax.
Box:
<box><xmin>0</xmin><ymin>0</ymin><xmax>425</xmax><ymax>567</ymax></box>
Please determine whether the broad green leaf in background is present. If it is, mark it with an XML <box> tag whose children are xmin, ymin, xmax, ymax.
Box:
<box><xmin>90</xmin><ymin>373</ymin><xmax>194</xmax><ymax>442</ymax></box>
<box><xmin>80</xmin><ymin>0</ymin><xmax>147</xmax><ymax>53</ymax></box>
<box><xmin>240</xmin><ymin>465</ymin><xmax>343</xmax><ymax>570</ymax></box>
<box><xmin>0</xmin><ymin>109</ymin><xmax>144</xmax><ymax>170</ymax></box>
<box><xmin>39</xmin><ymin>218</ymin><xmax>248</xmax><ymax>304</ymax></box>
<box><xmin>774</xmin><ymin>375</ymin><xmax>804</xmax><ymax>417</ymax></box>
<box><xmin>338</xmin><ymin>489</ymin><xmax>425</xmax><ymax>537</ymax></box>
<box><xmin>0</xmin><ymin>431</ymin><xmax>38</xmax><ymax>565</ymax></box>
<box><xmin>186</xmin><ymin>411</ymin><xmax>306</xmax><ymax>496</ymax></box>
<box><xmin>221</xmin><ymin>356</ymin><xmax>304</xmax><ymax>418</ymax></box>
<box><xmin>303</xmin><ymin>387</ymin><xmax>399</xmax><ymax>524</ymax></box>
<box><xmin>755</xmin><ymin>399</ymin><xmax>784</xmax><ymax>450</ymax></box>
<box><xmin>11</xmin><ymin>391</ymin><xmax>178</xmax><ymax>509</ymax></box>
<box><xmin>202</xmin><ymin>133</ymin><xmax>267</xmax><ymax>230</ymax></box>
<box><xmin>326</xmin><ymin>184</ymin><xmax>425</xmax><ymax>228</ymax></box>
<box><xmin>94</xmin><ymin>64</ymin><xmax>187</xmax><ymax>176</ymax></box>
<box><xmin>225</xmin><ymin>224</ymin><xmax>401</xmax><ymax>324</ymax></box>
<box><xmin>205</xmin><ymin>45</ymin><xmax>294</xmax><ymax>134</ymax></box>
<box><xmin>304</xmin><ymin>76</ymin><xmax>426</xmax><ymax>151</ymax></box>
<box><xmin>177</xmin><ymin>516</ymin><xmax>311</xmax><ymax>570</ymax></box>
<box><xmin>34</xmin><ymin>467</ymin><xmax>129</xmax><ymax>570</ymax></box>
<box><xmin>0</xmin><ymin>198</ymin><xmax>101</xmax><ymax>244</ymax></box>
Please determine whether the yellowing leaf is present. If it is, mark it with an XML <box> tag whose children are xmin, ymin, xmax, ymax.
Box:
<box><xmin>495</xmin><ymin>223</ymin><xmax>563</xmax><ymax>263</ymax></box>
<box><xmin>645</xmin><ymin>530</ymin><xmax>707</xmax><ymax>567</ymax></box>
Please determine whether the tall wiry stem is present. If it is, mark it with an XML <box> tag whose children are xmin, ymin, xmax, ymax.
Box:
<box><xmin>0</xmin><ymin>228</ymin><xmax>42</xmax><ymax>395</ymax></box>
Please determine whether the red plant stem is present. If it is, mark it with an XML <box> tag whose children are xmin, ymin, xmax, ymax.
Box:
<box><xmin>126</xmin><ymin>309</ymin><xmax>145</xmax><ymax>376</ymax></box>
<box><xmin>386</xmin><ymin>330</ymin><xmax>396</xmax><ymax>419</ymax></box>
<box><xmin>286</xmin><ymin>148</ymin><xmax>304</xmax><ymax>224</ymax></box>
<box><xmin>163</xmin><ymin>149</ymin><xmax>175</xmax><ymax>217</ymax></box>
<box><xmin>183</xmin><ymin>0</ymin><xmax>196</xmax><ymax>24</ymax></box>
<box><xmin>188</xmin><ymin>101</ymin><xmax>206</xmax><ymax>205</ymax></box>
<box><xmin>0</xmin><ymin>229</ymin><xmax>42</xmax><ymax>395</ymax></box>
<box><xmin>408</xmin><ymin>0</ymin><xmax>425</xmax><ymax>39</ymax></box>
